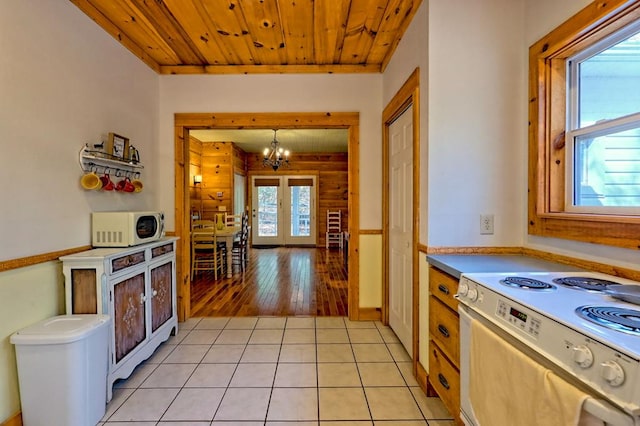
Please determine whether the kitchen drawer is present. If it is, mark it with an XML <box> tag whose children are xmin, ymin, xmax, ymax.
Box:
<box><xmin>429</xmin><ymin>296</ymin><xmax>460</xmax><ymax>366</ymax></box>
<box><xmin>429</xmin><ymin>266</ymin><xmax>459</xmax><ymax>311</ymax></box>
<box><xmin>429</xmin><ymin>341</ymin><xmax>460</xmax><ymax>422</ymax></box>
<box><xmin>111</xmin><ymin>250</ymin><xmax>146</xmax><ymax>274</ymax></box>
<box><xmin>152</xmin><ymin>242</ymin><xmax>174</xmax><ymax>258</ymax></box>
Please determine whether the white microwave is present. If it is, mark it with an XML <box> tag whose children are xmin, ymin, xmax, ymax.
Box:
<box><xmin>92</xmin><ymin>211</ymin><xmax>165</xmax><ymax>247</ymax></box>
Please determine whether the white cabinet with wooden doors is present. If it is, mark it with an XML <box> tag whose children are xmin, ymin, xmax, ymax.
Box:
<box><xmin>60</xmin><ymin>237</ymin><xmax>178</xmax><ymax>401</ymax></box>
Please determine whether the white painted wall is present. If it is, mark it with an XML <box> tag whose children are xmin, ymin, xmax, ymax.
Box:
<box><xmin>158</xmin><ymin>74</ymin><xmax>384</xmax><ymax>317</ymax></box>
<box><xmin>523</xmin><ymin>0</ymin><xmax>640</xmax><ymax>270</ymax></box>
<box><xmin>0</xmin><ymin>0</ymin><xmax>158</xmax><ymax>421</ymax></box>
<box><xmin>157</xmin><ymin>73</ymin><xmax>383</xmax><ymax>230</ymax></box>
<box><xmin>427</xmin><ymin>0</ymin><xmax>526</xmax><ymax>248</ymax></box>
<box><xmin>382</xmin><ymin>0</ymin><xmax>430</xmax><ymax>367</ymax></box>
<box><xmin>0</xmin><ymin>0</ymin><xmax>159</xmax><ymax>262</ymax></box>
<box><xmin>383</xmin><ymin>1</ymin><xmax>429</xmax><ymax>244</ymax></box>
<box><xmin>383</xmin><ymin>0</ymin><xmax>527</xmax><ymax>369</ymax></box>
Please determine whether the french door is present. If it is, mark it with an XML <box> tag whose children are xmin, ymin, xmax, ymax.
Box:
<box><xmin>251</xmin><ymin>175</ymin><xmax>316</xmax><ymax>246</ymax></box>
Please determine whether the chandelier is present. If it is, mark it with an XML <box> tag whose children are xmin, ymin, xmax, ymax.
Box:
<box><xmin>262</xmin><ymin>129</ymin><xmax>290</xmax><ymax>171</ymax></box>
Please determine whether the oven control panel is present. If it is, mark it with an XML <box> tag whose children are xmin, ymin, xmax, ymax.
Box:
<box><xmin>496</xmin><ymin>300</ymin><xmax>542</xmax><ymax>338</ymax></box>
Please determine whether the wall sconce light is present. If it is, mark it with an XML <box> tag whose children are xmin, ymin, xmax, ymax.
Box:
<box><xmin>193</xmin><ymin>174</ymin><xmax>202</xmax><ymax>185</ymax></box>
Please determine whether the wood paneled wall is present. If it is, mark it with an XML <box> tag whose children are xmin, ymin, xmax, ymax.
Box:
<box><xmin>193</xmin><ymin>141</ymin><xmax>247</xmax><ymax>220</ymax></box>
<box><xmin>201</xmin><ymin>142</ymin><xmax>234</xmax><ymax>217</ymax></box>
<box><xmin>191</xmin><ymin>139</ymin><xmax>348</xmax><ymax>246</ymax></box>
<box><xmin>246</xmin><ymin>152</ymin><xmax>348</xmax><ymax>247</ymax></box>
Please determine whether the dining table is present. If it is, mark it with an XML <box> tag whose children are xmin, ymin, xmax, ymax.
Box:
<box><xmin>192</xmin><ymin>225</ymin><xmax>242</xmax><ymax>278</ymax></box>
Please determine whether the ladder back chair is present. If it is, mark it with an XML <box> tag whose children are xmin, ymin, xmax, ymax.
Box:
<box><xmin>326</xmin><ymin>210</ymin><xmax>343</xmax><ymax>249</ymax></box>
<box><xmin>191</xmin><ymin>220</ymin><xmax>225</xmax><ymax>280</ymax></box>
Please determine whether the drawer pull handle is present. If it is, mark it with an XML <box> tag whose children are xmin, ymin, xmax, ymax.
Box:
<box><xmin>438</xmin><ymin>284</ymin><xmax>450</xmax><ymax>295</ymax></box>
<box><xmin>437</xmin><ymin>324</ymin><xmax>450</xmax><ymax>338</ymax></box>
<box><xmin>438</xmin><ymin>373</ymin><xmax>450</xmax><ymax>390</ymax></box>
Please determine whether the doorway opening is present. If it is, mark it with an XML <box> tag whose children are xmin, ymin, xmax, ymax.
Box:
<box><xmin>174</xmin><ymin>112</ymin><xmax>361</xmax><ymax>322</ymax></box>
<box><xmin>190</xmin><ymin>246</ymin><xmax>348</xmax><ymax>316</ymax></box>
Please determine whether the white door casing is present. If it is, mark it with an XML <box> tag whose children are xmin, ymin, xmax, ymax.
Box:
<box><xmin>388</xmin><ymin>105</ymin><xmax>414</xmax><ymax>356</ymax></box>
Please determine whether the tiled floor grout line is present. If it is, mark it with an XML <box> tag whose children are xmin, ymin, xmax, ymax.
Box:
<box><xmin>348</xmin><ymin>324</ymin><xmax>374</xmax><ymax>423</ymax></box>
<box><xmin>315</xmin><ymin>318</ymin><xmax>321</xmax><ymax>426</ymax></box>
<box><xmin>106</xmin><ymin>317</ymin><xmax>188</xmax><ymax>424</ymax></box>
<box><xmin>157</xmin><ymin>335</ymin><xmax>201</xmax><ymax>423</ymax></box>
<box><xmin>262</xmin><ymin>318</ymin><xmax>285</xmax><ymax>425</ymax></box>
<box><xmin>211</xmin><ymin>321</ymin><xmax>253</xmax><ymax>424</ymax></box>
<box><xmin>101</xmin><ymin>316</ymin><xmax>456</xmax><ymax>425</ymax></box>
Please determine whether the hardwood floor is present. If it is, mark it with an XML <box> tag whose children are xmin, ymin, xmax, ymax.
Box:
<box><xmin>190</xmin><ymin>247</ymin><xmax>348</xmax><ymax>317</ymax></box>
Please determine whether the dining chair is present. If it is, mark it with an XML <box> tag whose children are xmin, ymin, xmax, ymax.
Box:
<box><xmin>225</xmin><ymin>213</ymin><xmax>242</xmax><ymax>228</ymax></box>
<box><xmin>191</xmin><ymin>221</ymin><xmax>225</xmax><ymax>280</ymax></box>
<box><xmin>193</xmin><ymin>219</ymin><xmax>227</xmax><ymax>251</ymax></box>
<box><xmin>326</xmin><ymin>210</ymin><xmax>343</xmax><ymax>249</ymax></box>
<box><xmin>231</xmin><ymin>212</ymin><xmax>249</xmax><ymax>271</ymax></box>
<box><xmin>192</xmin><ymin>219</ymin><xmax>215</xmax><ymax>230</ymax></box>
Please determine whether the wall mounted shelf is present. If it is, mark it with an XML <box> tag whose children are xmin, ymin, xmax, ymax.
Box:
<box><xmin>80</xmin><ymin>145</ymin><xmax>143</xmax><ymax>178</ymax></box>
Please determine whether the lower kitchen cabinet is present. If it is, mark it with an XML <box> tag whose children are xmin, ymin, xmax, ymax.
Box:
<box><xmin>428</xmin><ymin>265</ymin><xmax>463</xmax><ymax>425</ymax></box>
<box><xmin>429</xmin><ymin>343</ymin><xmax>461</xmax><ymax>419</ymax></box>
<box><xmin>60</xmin><ymin>237</ymin><xmax>178</xmax><ymax>401</ymax></box>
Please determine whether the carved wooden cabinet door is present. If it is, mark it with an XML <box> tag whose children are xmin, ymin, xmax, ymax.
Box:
<box><xmin>113</xmin><ymin>273</ymin><xmax>146</xmax><ymax>363</ymax></box>
<box><xmin>150</xmin><ymin>262</ymin><xmax>173</xmax><ymax>333</ymax></box>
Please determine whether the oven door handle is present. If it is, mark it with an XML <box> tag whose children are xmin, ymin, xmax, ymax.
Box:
<box><xmin>583</xmin><ymin>397</ymin><xmax>635</xmax><ymax>426</ymax></box>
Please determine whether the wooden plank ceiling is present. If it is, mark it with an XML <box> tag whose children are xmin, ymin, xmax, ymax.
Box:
<box><xmin>70</xmin><ymin>0</ymin><xmax>422</xmax><ymax>74</ymax></box>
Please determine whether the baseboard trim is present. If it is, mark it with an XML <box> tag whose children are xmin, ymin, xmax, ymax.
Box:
<box><xmin>357</xmin><ymin>307</ymin><xmax>382</xmax><ymax>321</ymax></box>
<box><xmin>425</xmin><ymin>374</ymin><xmax>439</xmax><ymax>397</ymax></box>
<box><xmin>416</xmin><ymin>362</ymin><xmax>428</xmax><ymax>393</ymax></box>
<box><xmin>1</xmin><ymin>411</ymin><xmax>22</xmax><ymax>426</ymax></box>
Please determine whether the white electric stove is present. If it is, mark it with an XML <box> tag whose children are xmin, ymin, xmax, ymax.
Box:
<box><xmin>457</xmin><ymin>271</ymin><xmax>640</xmax><ymax>426</ymax></box>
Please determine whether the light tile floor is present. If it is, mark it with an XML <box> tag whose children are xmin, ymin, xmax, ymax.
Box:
<box><xmin>99</xmin><ymin>316</ymin><xmax>456</xmax><ymax>426</ymax></box>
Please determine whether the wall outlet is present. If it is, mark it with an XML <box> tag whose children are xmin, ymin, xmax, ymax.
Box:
<box><xmin>480</xmin><ymin>214</ymin><xmax>494</xmax><ymax>235</ymax></box>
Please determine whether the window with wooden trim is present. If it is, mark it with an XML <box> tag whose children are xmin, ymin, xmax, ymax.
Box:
<box><xmin>528</xmin><ymin>1</ymin><xmax>640</xmax><ymax>250</ymax></box>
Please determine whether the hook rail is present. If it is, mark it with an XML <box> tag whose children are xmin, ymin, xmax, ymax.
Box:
<box><xmin>79</xmin><ymin>145</ymin><xmax>143</xmax><ymax>176</ymax></box>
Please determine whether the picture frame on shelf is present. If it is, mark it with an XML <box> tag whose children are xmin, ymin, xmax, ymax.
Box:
<box><xmin>105</xmin><ymin>133</ymin><xmax>130</xmax><ymax>160</ymax></box>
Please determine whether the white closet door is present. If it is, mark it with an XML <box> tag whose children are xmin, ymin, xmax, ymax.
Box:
<box><xmin>388</xmin><ymin>105</ymin><xmax>414</xmax><ymax>357</ymax></box>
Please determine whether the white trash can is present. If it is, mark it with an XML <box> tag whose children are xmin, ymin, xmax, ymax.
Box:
<box><xmin>10</xmin><ymin>314</ymin><xmax>110</xmax><ymax>426</ymax></box>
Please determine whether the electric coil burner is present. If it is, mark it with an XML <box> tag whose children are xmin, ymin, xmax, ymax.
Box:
<box><xmin>500</xmin><ymin>276</ymin><xmax>556</xmax><ymax>290</ymax></box>
<box><xmin>553</xmin><ymin>276</ymin><xmax>621</xmax><ymax>292</ymax></box>
<box><xmin>576</xmin><ymin>305</ymin><xmax>640</xmax><ymax>335</ymax></box>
